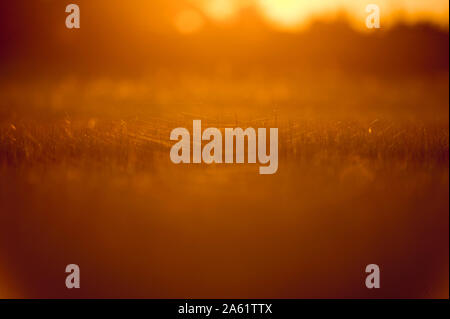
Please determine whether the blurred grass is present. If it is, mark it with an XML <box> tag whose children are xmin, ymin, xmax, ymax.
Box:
<box><xmin>0</xmin><ymin>72</ymin><xmax>448</xmax><ymax>298</ymax></box>
<box><xmin>0</xmin><ymin>116</ymin><xmax>448</xmax><ymax>171</ymax></box>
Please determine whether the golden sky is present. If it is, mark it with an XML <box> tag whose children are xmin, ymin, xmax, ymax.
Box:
<box><xmin>185</xmin><ymin>0</ymin><xmax>449</xmax><ymax>31</ymax></box>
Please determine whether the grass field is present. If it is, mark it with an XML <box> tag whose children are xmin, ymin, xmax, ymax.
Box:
<box><xmin>0</xmin><ymin>71</ymin><xmax>448</xmax><ymax>298</ymax></box>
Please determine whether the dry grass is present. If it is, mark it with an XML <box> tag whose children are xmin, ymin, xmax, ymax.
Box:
<box><xmin>0</xmin><ymin>116</ymin><xmax>448</xmax><ymax>170</ymax></box>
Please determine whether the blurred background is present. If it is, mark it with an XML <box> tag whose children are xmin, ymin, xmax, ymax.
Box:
<box><xmin>0</xmin><ymin>1</ymin><xmax>448</xmax><ymax>298</ymax></box>
<box><xmin>0</xmin><ymin>0</ymin><xmax>448</xmax><ymax>76</ymax></box>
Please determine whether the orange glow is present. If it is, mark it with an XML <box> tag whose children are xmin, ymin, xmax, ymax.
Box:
<box><xmin>256</xmin><ymin>0</ymin><xmax>449</xmax><ymax>30</ymax></box>
<box><xmin>257</xmin><ymin>0</ymin><xmax>332</xmax><ymax>28</ymax></box>
<box><xmin>203</xmin><ymin>0</ymin><xmax>238</xmax><ymax>21</ymax></box>
<box><xmin>174</xmin><ymin>10</ymin><xmax>205</xmax><ymax>34</ymax></box>
<box><xmin>0</xmin><ymin>1</ymin><xmax>448</xmax><ymax>299</ymax></box>
<box><xmin>188</xmin><ymin>0</ymin><xmax>449</xmax><ymax>30</ymax></box>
